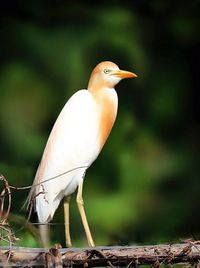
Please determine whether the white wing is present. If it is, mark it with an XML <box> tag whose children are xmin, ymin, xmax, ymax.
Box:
<box><xmin>30</xmin><ymin>90</ymin><xmax>101</xmax><ymax>222</ymax></box>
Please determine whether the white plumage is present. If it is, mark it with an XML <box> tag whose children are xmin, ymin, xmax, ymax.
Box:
<box><xmin>33</xmin><ymin>89</ymin><xmax>117</xmax><ymax>222</ymax></box>
<box><xmin>28</xmin><ymin>61</ymin><xmax>137</xmax><ymax>247</ymax></box>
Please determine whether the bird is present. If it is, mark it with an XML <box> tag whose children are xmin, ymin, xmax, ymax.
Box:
<box><xmin>28</xmin><ymin>61</ymin><xmax>137</xmax><ymax>247</ymax></box>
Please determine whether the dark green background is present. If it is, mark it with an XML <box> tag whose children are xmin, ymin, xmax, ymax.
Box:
<box><xmin>0</xmin><ymin>1</ymin><xmax>200</xmax><ymax>247</ymax></box>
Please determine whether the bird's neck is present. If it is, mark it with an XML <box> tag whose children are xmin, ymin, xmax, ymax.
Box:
<box><xmin>90</xmin><ymin>88</ymin><xmax>118</xmax><ymax>150</ymax></box>
<box><xmin>88</xmin><ymin>76</ymin><xmax>114</xmax><ymax>92</ymax></box>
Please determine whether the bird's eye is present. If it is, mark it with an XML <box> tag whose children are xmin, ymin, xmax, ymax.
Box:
<box><xmin>103</xmin><ymin>69</ymin><xmax>110</xmax><ymax>74</ymax></box>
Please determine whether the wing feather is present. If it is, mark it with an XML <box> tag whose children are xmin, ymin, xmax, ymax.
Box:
<box><xmin>28</xmin><ymin>90</ymin><xmax>101</xmax><ymax>222</ymax></box>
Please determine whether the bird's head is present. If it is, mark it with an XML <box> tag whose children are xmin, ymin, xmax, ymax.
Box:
<box><xmin>88</xmin><ymin>61</ymin><xmax>137</xmax><ymax>92</ymax></box>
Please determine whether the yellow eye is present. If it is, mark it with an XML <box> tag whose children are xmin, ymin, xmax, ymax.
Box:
<box><xmin>103</xmin><ymin>69</ymin><xmax>110</xmax><ymax>74</ymax></box>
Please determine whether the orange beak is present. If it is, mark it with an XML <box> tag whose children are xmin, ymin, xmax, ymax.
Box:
<box><xmin>111</xmin><ymin>69</ymin><xmax>138</xmax><ymax>79</ymax></box>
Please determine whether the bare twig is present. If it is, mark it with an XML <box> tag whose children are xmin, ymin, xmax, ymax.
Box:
<box><xmin>0</xmin><ymin>175</ymin><xmax>18</xmax><ymax>248</ymax></box>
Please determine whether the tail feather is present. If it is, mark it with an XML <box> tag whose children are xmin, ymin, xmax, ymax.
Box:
<box><xmin>36</xmin><ymin>191</ymin><xmax>62</xmax><ymax>223</ymax></box>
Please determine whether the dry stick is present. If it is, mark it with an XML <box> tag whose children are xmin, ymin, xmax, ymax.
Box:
<box><xmin>0</xmin><ymin>226</ymin><xmax>13</xmax><ymax>267</ymax></box>
<box><xmin>1</xmin><ymin>243</ymin><xmax>200</xmax><ymax>267</ymax></box>
<box><xmin>3</xmin><ymin>182</ymin><xmax>11</xmax><ymax>224</ymax></box>
<box><xmin>0</xmin><ymin>177</ymin><xmax>14</xmax><ymax>265</ymax></box>
<box><xmin>0</xmin><ymin>189</ymin><xmax>5</xmax><ymax>217</ymax></box>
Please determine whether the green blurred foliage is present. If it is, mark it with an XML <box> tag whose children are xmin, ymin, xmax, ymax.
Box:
<box><xmin>0</xmin><ymin>1</ymin><xmax>200</xmax><ymax>247</ymax></box>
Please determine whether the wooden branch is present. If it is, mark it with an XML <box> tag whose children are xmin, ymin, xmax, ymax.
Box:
<box><xmin>1</xmin><ymin>242</ymin><xmax>200</xmax><ymax>267</ymax></box>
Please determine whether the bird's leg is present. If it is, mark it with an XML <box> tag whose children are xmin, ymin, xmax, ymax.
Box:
<box><xmin>64</xmin><ymin>195</ymin><xmax>72</xmax><ymax>247</ymax></box>
<box><xmin>76</xmin><ymin>180</ymin><xmax>95</xmax><ymax>247</ymax></box>
<box><xmin>39</xmin><ymin>224</ymin><xmax>50</xmax><ymax>248</ymax></box>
